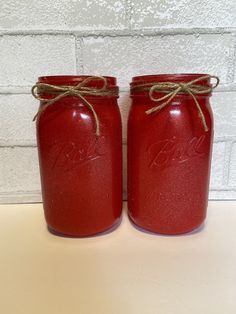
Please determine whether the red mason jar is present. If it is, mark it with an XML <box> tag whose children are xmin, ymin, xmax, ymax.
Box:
<box><xmin>34</xmin><ymin>76</ymin><xmax>122</xmax><ymax>236</ymax></box>
<box><xmin>128</xmin><ymin>74</ymin><xmax>218</xmax><ymax>235</ymax></box>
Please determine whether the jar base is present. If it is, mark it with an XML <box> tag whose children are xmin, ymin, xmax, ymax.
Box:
<box><xmin>128</xmin><ymin>215</ymin><xmax>205</xmax><ymax>236</ymax></box>
<box><xmin>47</xmin><ymin>216</ymin><xmax>122</xmax><ymax>238</ymax></box>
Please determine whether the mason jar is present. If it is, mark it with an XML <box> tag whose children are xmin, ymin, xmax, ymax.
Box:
<box><xmin>33</xmin><ymin>75</ymin><xmax>122</xmax><ymax>236</ymax></box>
<box><xmin>128</xmin><ymin>74</ymin><xmax>219</xmax><ymax>235</ymax></box>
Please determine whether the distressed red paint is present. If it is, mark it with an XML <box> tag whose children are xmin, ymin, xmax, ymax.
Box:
<box><xmin>36</xmin><ymin>76</ymin><xmax>122</xmax><ymax>237</ymax></box>
<box><xmin>128</xmin><ymin>74</ymin><xmax>214</xmax><ymax>234</ymax></box>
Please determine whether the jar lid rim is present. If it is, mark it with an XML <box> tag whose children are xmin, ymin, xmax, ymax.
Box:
<box><xmin>38</xmin><ymin>75</ymin><xmax>117</xmax><ymax>87</ymax></box>
<box><xmin>132</xmin><ymin>73</ymin><xmax>210</xmax><ymax>82</ymax></box>
<box><xmin>39</xmin><ymin>75</ymin><xmax>116</xmax><ymax>79</ymax></box>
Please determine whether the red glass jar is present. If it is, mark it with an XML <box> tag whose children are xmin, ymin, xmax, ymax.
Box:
<box><xmin>35</xmin><ymin>76</ymin><xmax>122</xmax><ymax>237</ymax></box>
<box><xmin>128</xmin><ymin>74</ymin><xmax>217</xmax><ymax>235</ymax></box>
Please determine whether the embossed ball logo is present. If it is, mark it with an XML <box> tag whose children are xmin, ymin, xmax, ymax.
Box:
<box><xmin>48</xmin><ymin>137</ymin><xmax>106</xmax><ymax>172</ymax></box>
<box><xmin>147</xmin><ymin>135</ymin><xmax>207</xmax><ymax>168</ymax></box>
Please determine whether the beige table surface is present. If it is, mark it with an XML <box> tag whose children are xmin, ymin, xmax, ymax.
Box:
<box><xmin>0</xmin><ymin>201</ymin><xmax>236</xmax><ymax>314</ymax></box>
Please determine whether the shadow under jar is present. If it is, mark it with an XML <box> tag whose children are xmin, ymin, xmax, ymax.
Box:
<box><xmin>128</xmin><ymin>74</ymin><xmax>219</xmax><ymax>235</ymax></box>
<box><xmin>34</xmin><ymin>76</ymin><xmax>122</xmax><ymax>237</ymax></box>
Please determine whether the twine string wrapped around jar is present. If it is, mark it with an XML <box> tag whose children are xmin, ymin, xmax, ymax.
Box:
<box><xmin>32</xmin><ymin>76</ymin><xmax>119</xmax><ymax>136</ymax></box>
<box><xmin>131</xmin><ymin>75</ymin><xmax>220</xmax><ymax>132</ymax></box>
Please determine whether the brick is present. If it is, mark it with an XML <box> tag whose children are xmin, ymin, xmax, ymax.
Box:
<box><xmin>209</xmin><ymin>190</ymin><xmax>236</xmax><ymax>200</ymax></box>
<box><xmin>0</xmin><ymin>95</ymin><xmax>37</xmax><ymax>145</ymax></box>
<box><xmin>82</xmin><ymin>35</ymin><xmax>232</xmax><ymax>88</ymax></box>
<box><xmin>210</xmin><ymin>142</ymin><xmax>226</xmax><ymax>188</ymax></box>
<box><xmin>234</xmin><ymin>43</ymin><xmax>236</xmax><ymax>83</ymax></box>
<box><xmin>130</xmin><ymin>0</ymin><xmax>236</xmax><ymax>29</ymax></box>
<box><xmin>0</xmin><ymin>147</ymin><xmax>40</xmax><ymax>193</ymax></box>
<box><xmin>0</xmin><ymin>0</ymin><xmax>126</xmax><ymax>31</ymax></box>
<box><xmin>229</xmin><ymin>142</ymin><xmax>236</xmax><ymax>187</ymax></box>
<box><xmin>212</xmin><ymin>92</ymin><xmax>236</xmax><ymax>139</ymax></box>
<box><xmin>0</xmin><ymin>191</ymin><xmax>42</xmax><ymax>204</ymax></box>
<box><xmin>0</xmin><ymin>35</ymin><xmax>76</xmax><ymax>86</ymax></box>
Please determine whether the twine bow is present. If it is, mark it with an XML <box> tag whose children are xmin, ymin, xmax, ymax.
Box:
<box><xmin>131</xmin><ymin>75</ymin><xmax>220</xmax><ymax>132</ymax></box>
<box><xmin>32</xmin><ymin>76</ymin><xmax>118</xmax><ymax>136</ymax></box>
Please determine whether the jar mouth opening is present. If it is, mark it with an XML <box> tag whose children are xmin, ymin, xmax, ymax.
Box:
<box><xmin>38</xmin><ymin>75</ymin><xmax>117</xmax><ymax>88</ymax></box>
<box><xmin>131</xmin><ymin>73</ymin><xmax>212</xmax><ymax>87</ymax></box>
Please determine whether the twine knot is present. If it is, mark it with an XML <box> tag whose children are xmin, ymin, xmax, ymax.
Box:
<box><xmin>32</xmin><ymin>76</ymin><xmax>118</xmax><ymax>136</ymax></box>
<box><xmin>131</xmin><ymin>75</ymin><xmax>220</xmax><ymax>132</ymax></box>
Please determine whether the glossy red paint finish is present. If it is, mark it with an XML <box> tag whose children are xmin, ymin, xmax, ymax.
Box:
<box><xmin>128</xmin><ymin>74</ymin><xmax>214</xmax><ymax>235</ymax></box>
<box><xmin>36</xmin><ymin>76</ymin><xmax>122</xmax><ymax>237</ymax></box>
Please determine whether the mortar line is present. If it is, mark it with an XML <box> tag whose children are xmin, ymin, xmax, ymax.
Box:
<box><xmin>0</xmin><ymin>190</ymin><xmax>41</xmax><ymax>195</ymax></box>
<box><xmin>125</xmin><ymin>0</ymin><xmax>133</xmax><ymax>31</ymax></box>
<box><xmin>227</xmin><ymin>139</ymin><xmax>235</xmax><ymax>187</ymax></box>
<box><xmin>231</xmin><ymin>33</ymin><xmax>236</xmax><ymax>82</ymax></box>
<box><xmin>75</xmin><ymin>36</ymin><xmax>84</xmax><ymax>74</ymax></box>
<box><xmin>210</xmin><ymin>188</ymin><xmax>236</xmax><ymax>191</ymax></box>
<box><xmin>0</xmin><ymin>27</ymin><xmax>236</xmax><ymax>37</ymax></box>
<box><xmin>222</xmin><ymin>141</ymin><xmax>233</xmax><ymax>186</ymax></box>
<box><xmin>1</xmin><ymin>138</ymin><xmax>235</xmax><ymax>147</ymax></box>
<box><xmin>0</xmin><ymin>143</ymin><xmax>37</xmax><ymax>148</ymax></box>
<box><xmin>226</xmin><ymin>33</ymin><xmax>236</xmax><ymax>83</ymax></box>
<box><xmin>2</xmin><ymin>83</ymin><xmax>236</xmax><ymax>94</ymax></box>
<box><xmin>0</xmin><ymin>186</ymin><xmax>236</xmax><ymax>195</ymax></box>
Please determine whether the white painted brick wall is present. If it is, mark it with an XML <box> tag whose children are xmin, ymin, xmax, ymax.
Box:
<box><xmin>0</xmin><ymin>0</ymin><xmax>235</xmax><ymax>202</ymax></box>
<box><xmin>0</xmin><ymin>147</ymin><xmax>40</xmax><ymax>193</ymax></box>
<box><xmin>0</xmin><ymin>95</ymin><xmax>36</xmax><ymax>146</ymax></box>
<box><xmin>213</xmin><ymin>92</ymin><xmax>236</xmax><ymax>138</ymax></box>
<box><xmin>229</xmin><ymin>143</ymin><xmax>236</xmax><ymax>187</ymax></box>
<box><xmin>129</xmin><ymin>0</ymin><xmax>236</xmax><ymax>29</ymax></box>
<box><xmin>0</xmin><ymin>0</ymin><xmax>127</xmax><ymax>31</ymax></box>
<box><xmin>0</xmin><ymin>35</ymin><xmax>77</xmax><ymax>86</ymax></box>
<box><xmin>82</xmin><ymin>34</ymin><xmax>234</xmax><ymax>87</ymax></box>
<box><xmin>210</xmin><ymin>142</ymin><xmax>226</xmax><ymax>188</ymax></box>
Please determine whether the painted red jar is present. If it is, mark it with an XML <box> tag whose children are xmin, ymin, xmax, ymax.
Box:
<box><xmin>33</xmin><ymin>76</ymin><xmax>122</xmax><ymax>237</ymax></box>
<box><xmin>128</xmin><ymin>74</ymin><xmax>219</xmax><ymax>235</ymax></box>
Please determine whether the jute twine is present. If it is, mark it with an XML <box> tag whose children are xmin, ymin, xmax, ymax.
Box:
<box><xmin>32</xmin><ymin>76</ymin><xmax>119</xmax><ymax>136</ymax></box>
<box><xmin>130</xmin><ymin>75</ymin><xmax>220</xmax><ymax>132</ymax></box>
